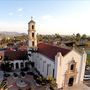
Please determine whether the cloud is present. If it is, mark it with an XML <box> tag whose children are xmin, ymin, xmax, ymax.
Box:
<box><xmin>8</xmin><ymin>12</ymin><xmax>13</xmax><ymax>16</ymax></box>
<box><xmin>17</xmin><ymin>8</ymin><xmax>23</xmax><ymax>12</ymax></box>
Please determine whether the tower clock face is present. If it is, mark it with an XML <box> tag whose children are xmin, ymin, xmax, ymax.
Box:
<box><xmin>0</xmin><ymin>56</ymin><xmax>2</xmax><ymax>60</ymax></box>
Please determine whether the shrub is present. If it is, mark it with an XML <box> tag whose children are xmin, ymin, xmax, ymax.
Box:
<box><xmin>20</xmin><ymin>72</ymin><xmax>25</xmax><ymax>77</ymax></box>
<box><xmin>41</xmin><ymin>77</ymin><xmax>47</xmax><ymax>85</ymax></box>
<box><xmin>47</xmin><ymin>76</ymin><xmax>57</xmax><ymax>90</ymax></box>
<box><xmin>35</xmin><ymin>76</ymin><xmax>47</xmax><ymax>85</ymax></box>
<box><xmin>4</xmin><ymin>73</ymin><xmax>10</xmax><ymax>77</ymax></box>
<box><xmin>27</xmin><ymin>71</ymin><xmax>34</xmax><ymax>75</ymax></box>
<box><xmin>33</xmin><ymin>74</ymin><xmax>38</xmax><ymax>80</ymax></box>
<box><xmin>13</xmin><ymin>73</ymin><xmax>18</xmax><ymax>77</ymax></box>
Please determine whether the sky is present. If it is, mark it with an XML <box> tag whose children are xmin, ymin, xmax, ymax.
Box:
<box><xmin>0</xmin><ymin>0</ymin><xmax>90</xmax><ymax>35</ymax></box>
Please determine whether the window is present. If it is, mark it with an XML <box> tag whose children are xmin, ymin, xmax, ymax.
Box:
<box><xmin>47</xmin><ymin>64</ymin><xmax>51</xmax><ymax>76</ymax></box>
<box><xmin>42</xmin><ymin>61</ymin><xmax>44</xmax><ymax>72</ymax></box>
<box><xmin>16</xmin><ymin>63</ymin><xmax>19</xmax><ymax>69</ymax></box>
<box><xmin>38</xmin><ymin>60</ymin><xmax>40</xmax><ymax>69</ymax></box>
<box><xmin>32</xmin><ymin>25</ymin><xmax>34</xmax><ymax>29</ymax></box>
<box><xmin>32</xmin><ymin>33</ymin><xmax>34</xmax><ymax>38</ymax></box>
<box><xmin>69</xmin><ymin>60</ymin><xmax>76</xmax><ymax>71</ymax></box>
<box><xmin>70</xmin><ymin>64</ymin><xmax>74</xmax><ymax>70</ymax></box>
<box><xmin>32</xmin><ymin>41</ymin><xmax>34</xmax><ymax>46</ymax></box>
<box><xmin>20</xmin><ymin>62</ymin><xmax>24</xmax><ymax>68</ymax></box>
<box><xmin>53</xmin><ymin>69</ymin><xmax>54</xmax><ymax>78</ymax></box>
<box><xmin>47</xmin><ymin>64</ymin><xmax>49</xmax><ymax>76</ymax></box>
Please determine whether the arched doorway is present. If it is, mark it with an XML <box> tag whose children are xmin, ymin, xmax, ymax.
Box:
<box><xmin>16</xmin><ymin>63</ymin><xmax>19</xmax><ymax>69</ymax></box>
<box><xmin>20</xmin><ymin>62</ymin><xmax>24</xmax><ymax>68</ymax></box>
<box><xmin>68</xmin><ymin>77</ymin><xmax>74</xmax><ymax>86</ymax></box>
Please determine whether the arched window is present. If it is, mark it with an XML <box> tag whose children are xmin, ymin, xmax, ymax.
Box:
<box><xmin>69</xmin><ymin>60</ymin><xmax>76</xmax><ymax>71</ymax></box>
<box><xmin>32</xmin><ymin>33</ymin><xmax>34</xmax><ymax>38</ymax></box>
<box><xmin>16</xmin><ymin>63</ymin><xmax>19</xmax><ymax>69</ymax></box>
<box><xmin>20</xmin><ymin>62</ymin><xmax>24</xmax><ymax>68</ymax></box>
<box><xmin>70</xmin><ymin>64</ymin><xmax>74</xmax><ymax>70</ymax></box>
<box><xmin>32</xmin><ymin>41</ymin><xmax>34</xmax><ymax>46</ymax></box>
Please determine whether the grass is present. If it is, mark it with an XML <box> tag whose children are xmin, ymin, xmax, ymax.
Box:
<box><xmin>87</xmin><ymin>54</ymin><xmax>90</xmax><ymax>65</ymax></box>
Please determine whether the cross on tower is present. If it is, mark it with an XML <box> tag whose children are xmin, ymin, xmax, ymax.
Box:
<box><xmin>31</xmin><ymin>16</ymin><xmax>33</xmax><ymax>20</ymax></box>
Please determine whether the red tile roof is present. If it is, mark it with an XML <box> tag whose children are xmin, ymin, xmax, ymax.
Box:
<box><xmin>37</xmin><ymin>43</ymin><xmax>70</xmax><ymax>60</ymax></box>
<box><xmin>4</xmin><ymin>50</ymin><xmax>27</xmax><ymax>60</ymax></box>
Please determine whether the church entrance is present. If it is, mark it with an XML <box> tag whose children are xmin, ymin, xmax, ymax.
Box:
<box><xmin>68</xmin><ymin>77</ymin><xmax>74</xmax><ymax>86</ymax></box>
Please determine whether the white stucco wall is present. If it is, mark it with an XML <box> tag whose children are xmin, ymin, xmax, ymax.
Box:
<box><xmin>29</xmin><ymin>48</ymin><xmax>86</xmax><ymax>89</ymax></box>
<box><xmin>55</xmin><ymin>49</ymin><xmax>87</xmax><ymax>88</ymax></box>
<box><xmin>28</xmin><ymin>40</ymin><xmax>32</xmax><ymax>48</ymax></box>
<box><xmin>80</xmin><ymin>51</ymin><xmax>87</xmax><ymax>82</ymax></box>
<box><xmin>32</xmin><ymin>52</ymin><xmax>55</xmax><ymax>78</ymax></box>
<box><xmin>55</xmin><ymin>52</ymin><xmax>63</xmax><ymax>88</ymax></box>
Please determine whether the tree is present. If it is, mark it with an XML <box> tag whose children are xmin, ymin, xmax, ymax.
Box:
<box><xmin>37</xmin><ymin>34</ymin><xmax>43</xmax><ymax>42</ymax></box>
<box><xmin>75</xmin><ymin>33</ymin><xmax>81</xmax><ymax>42</ymax></box>
<box><xmin>81</xmin><ymin>34</ymin><xmax>87</xmax><ymax>40</ymax></box>
<box><xmin>71</xmin><ymin>34</ymin><xmax>76</xmax><ymax>42</ymax></box>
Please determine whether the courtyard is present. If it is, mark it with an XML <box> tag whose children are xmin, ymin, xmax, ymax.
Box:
<box><xmin>0</xmin><ymin>72</ymin><xmax>47</xmax><ymax>90</ymax></box>
<box><xmin>0</xmin><ymin>70</ymin><xmax>90</xmax><ymax>90</ymax></box>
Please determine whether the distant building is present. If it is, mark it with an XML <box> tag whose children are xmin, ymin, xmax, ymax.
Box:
<box><xmin>0</xmin><ymin>48</ymin><xmax>28</xmax><ymax>70</ymax></box>
<box><xmin>28</xmin><ymin>18</ymin><xmax>87</xmax><ymax>89</ymax></box>
<box><xmin>4</xmin><ymin>50</ymin><xmax>28</xmax><ymax>70</ymax></box>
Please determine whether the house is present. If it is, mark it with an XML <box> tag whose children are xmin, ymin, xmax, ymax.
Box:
<box><xmin>28</xmin><ymin>18</ymin><xmax>87</xmax><ymax>89</ymax></box>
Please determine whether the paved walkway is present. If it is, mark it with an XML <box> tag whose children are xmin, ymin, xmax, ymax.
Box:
<box><xmin>63</xmin><ymin>84</ymin><xmax>90</xmax><ymax>90</ymax></box>
<box><xmin>5</xmin><ymin>75</ymin><xmax>46</xmax><ymax>90</ymax></box>
<box><xmin>2</xmin><ymin>74</ymin><xmax>90</xmax><ymax>90</ymax></box>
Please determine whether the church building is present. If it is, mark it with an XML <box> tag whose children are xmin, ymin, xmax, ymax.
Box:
<box><xmin>28</xmin><ymin>18</ymin><xmax>87</xmax><ymax>89</ymax></box>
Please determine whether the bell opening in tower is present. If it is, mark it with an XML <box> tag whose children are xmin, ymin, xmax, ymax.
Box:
<box><xmin>32</xmin><ymin>25</ymin><xmax>34</xmax><ymax>29</ymax></box>
<box><xmin>32</xmin><ymin>41</ymin><xmax>34</xmax><ymax>46</ymax></box>
<box><xmin>32</xmin><ymin>33</ymin><xmax>34</xmax><ymax>38</ymax></box>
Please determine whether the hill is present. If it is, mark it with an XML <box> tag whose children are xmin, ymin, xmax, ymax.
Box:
<box><xmin>0</xmin><ymin>31</ymin><xmax>27</xmax><ymax>38</ymax></box>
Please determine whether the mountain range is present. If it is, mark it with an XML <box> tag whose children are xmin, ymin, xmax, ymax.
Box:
<box><xmin>0</xmin><ymin>31</ymin><xmax>27</xmax><ymax>38</ymax></box>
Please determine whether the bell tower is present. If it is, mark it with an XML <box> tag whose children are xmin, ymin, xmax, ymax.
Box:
<box><xmin>28</xmin><ymin>17</ymin><xmax>37</xmax><ymax>50</ymax></box>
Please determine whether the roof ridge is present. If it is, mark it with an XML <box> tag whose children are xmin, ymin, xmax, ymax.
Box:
<box><xmin>37</xmin><ymin>42</ymin><xmax>70</xmax><ymax>60</ymax></box>
<box><xmin>38</xmin><ymin>42</ymin><xmax>70</xmax><ymax>50</ymax></box>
